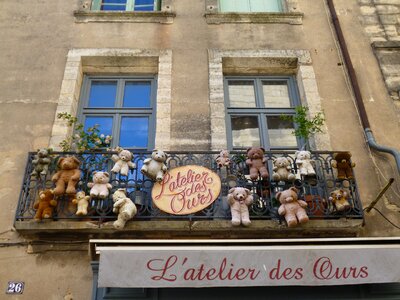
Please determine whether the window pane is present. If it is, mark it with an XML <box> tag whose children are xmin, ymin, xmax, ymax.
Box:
<box><xmin>123</xmin><ymin>81</ymin><xmax>151</xmax><ymax>107</ymax></box>
<box><xmin>84</xmin><ymin>116</ymin><xmax>113</xmax><ymax>136</ymax></box>
<box><xmin>231</xmin><ymin>116</ymin><xmax>260</xmax><ymax>148</ymax></box>
<box><xmin>88</xmin><ymin>81</ymin><xmax>117</xmax><ymax>107</ymax></box>
<box><xmin>119</xmin><ymin>117</ymin><xmax>149</xmax><ymax>148</ymax></box>
<box><xmin>263</xmin><ymin>81</ymin><xmax>291</xmax><ymax>108</ymax></box>
<box><xmin>228</xmin><ymin>81</ymin><xmax>256</xmax><ymax>108</ymax></box>
<box><xmin>220</xmin><ymin>0</ymin><xmax>250</xmax><ymax>12</ymax></box>
<box><xmin>102</xmin><ymin>0</ymin><xmax>127</xmax><ymax>10</ymax></box>
<box><xmin>267</xmin><ymin>116</ymin><xmax>298</xmax><ymax>148</ymax></box>
<box><xmin>250</xmin><ymin>0</ymin><xmax>282</xmax><ymax>12</ymax></box>
<box><xmin>134</xmin><ymin>0</ymin><xmax>154</xmax><ymax>11</ymax></box>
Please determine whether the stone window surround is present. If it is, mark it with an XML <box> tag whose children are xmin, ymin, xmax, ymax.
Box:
<box><xmin>74</xmin><ymin>0</ymin><xmax>175</xmax><ymax>23</ymax></box>
<box><xmin>204</xmin><ymin>0</ymin><xmax>303</xmax><ymax>25</ymax></box>
<box><xmin>49</xmin><ymin>48</ymin><xmax>172</xmax><ymax>151</ymax></box>
<box><xmin>208</xmin><ymin>49</ymin><xmax>331</xmax><ymax>151</ymax></box>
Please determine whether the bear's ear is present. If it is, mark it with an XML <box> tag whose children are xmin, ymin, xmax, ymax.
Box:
<box><xmin>228</xmin><ymin>188</ymin><xmax>236</xmax><ymax>194</ymax></box>
<box><xmin>246</xmin><ymin>147</ymin><xmax>252</xmax><ymax>154</ymax></box>
<box><xmin>276</xmin><ymin>191</ymin><xmax>282</xmax><ymax>200</ymax></box>
<box><xmin>244</xmin><ymin>188</ymin><xmax>251</xmax><ymax>196</ymax></box>
<box><xmin>72</xmin><ymin>156</ymin><xmax>81</xmax><ymax>165</ymax></box>
<box><xmin>289</xmin><ymin>187</ymin><xmax>298</xmax><ymax>194</ymax></box>
<box><xmin>57</xmin><ymin>157</ymin><xmax>65</xmax><ymax>167</ymax></box>
<box><xmin>295</xmin><ymin>151</ymin><xmax>299</xmax><ymax>156</ymax></box>
<box><xmin>92</xmin><ymin>171</ymin><xmax>98</xmax><ymax>176</ymax></box>
<box><xmin>260</xmin><ymin>147</ymin><xmax>265</xmax><ymax>153</ymax></box>
<box><xmin>104</xmin><ymin>172</ymin><xmax>110</xmax><ymax>177</ymax></box>
<box><xmin>152</xmin><ymin>149</ymin><xmax>158</xmax><ymax>153</ymax></box>
<box><xmin>330</xmin><ymin>191</ymin><xmax>336</xmax><ymax>197</ymax></box>
<box><xmin>339</xmin><ymin>189</ymin><xmax>347</xmax><ymax>197</ymax></box>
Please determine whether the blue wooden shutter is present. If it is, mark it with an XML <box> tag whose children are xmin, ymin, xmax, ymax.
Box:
<box><xmin>249</xmin><ymin>0</ymin><xmax>282</xmax><ymax>12</ymax></box>
<box><xmin>91</xmin><ymin>0</ymin><xmax>102</xmax><ymax>10</ymax></box>
<box><xmin>219</xmin><ymin>0</ymin><xmax>251</xmax><ymax>12</ymax></box>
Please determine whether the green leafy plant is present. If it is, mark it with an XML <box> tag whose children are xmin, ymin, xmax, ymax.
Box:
<box><xmin>57</xmin><ymin>112</ymin><xmax>112</xmax><ymax>152</ymax></box>
<box><xmin>281</xmin><ymin>106</ymin><xmax>325</xmax><ymax>149</ymax></box>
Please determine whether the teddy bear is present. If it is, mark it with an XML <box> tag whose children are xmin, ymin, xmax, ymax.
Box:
<box><xmin>87</xmin><ymin>171</ymin><xmax>112</xmax><ymax>199</ymax></box>
<box><xmin>329</xmin><ymin>189</ymin><xmax>351</xmax><ymax>212</ymax></box>
<box><xmin>272</xmin><ymin>157</ymin><xmax>295</xmax><ymax>182</ymax></box>
<box><xmin>51</xmin><ymin>156</ymin><xmax>81</xmax><ymax>196</ymax></box>
<box><xmin>141</xmin><ymin>149</ymin><xmax>168</xmax><ymax>182</ymax></box>
<box><xmin>277</xmin><ymin>187</ymin><xmax>309</xmax><ymax>227</ymax></box>
<box><xmin>112</xmin><ymin>188</ymin><xmax>137</xmax><ymax>229</ymax></box>
<box><xmin>111</xmin><ymin>147</ymin><xmax>136</xmax><ymax>176</ymax></box>
<box><xmin>72</xmin><ymin>191</ymin><xmax>90</xmax><ymax>216</ymax></box>
<box><xmin>31</xmin><ymin>148</ymin><xmax>52</xmax><ymax>178</ymax></box>
<box><xmin>246</xmin><ymin>147</ymin><xmax>269</xmax><ymax>181</ymax></box>
<box><xmin>33</xmin><ymin>189</ymin><xmax>57</xmax><ymax>221</ymax></box>
<box><xmin>216</xmin><ymin>149</ymin><xmax>231</xmax><ymax>168</ymax></box>
<box><xmin>295</xmin><ymin>150</ymin><xmax>316</xmax><ymax>177</ymax></box>
<box><xmin>227</xmin><ymin>187</ymin><xmax>254</xmax><ymax>226</ymax></box>
<box><xmin>332</xmin><ymin>152</ymin><xmax>355</xmax><ymax>180</ymax></box>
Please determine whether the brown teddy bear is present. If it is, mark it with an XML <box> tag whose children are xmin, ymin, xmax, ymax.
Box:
<box><xmin>88</xmin><ymin>171</ymin><xmax>112</xmax><ymax>199</ymax></box>
<box><xmin>216</xmin><ymin>149</ymin><xmax>231</xmax><ymax>168</ymax></box>
<box><xmin>329</xmin><ymin>189</ymin><xmax>351</xmax><ymax>212</ymax></box>
<box><xmin>246</xmin><ymin>147</ymin><xmax>269</xmax><ymax>181</ymax></box>
<box><xmin>34</xmin><ymin>189</ymin><xmax>57</xmax><ymax>221</ymax></box>
<box><xmin>272</xmin><ymin>157</ymin><xmax>295</xmax><ymax>182</ymax></box>
<box><xmin>141</xmin><ymin>149</ymin><xmax>168</xmax><ymax>182</ymax></box>
<box><xmin>111</xmin><ymin>147</ymin><xmax>136</xmax><ymax>176</ymax></box>
<box><xmin>72</xmin><ymin>191</ymin><xmax>90</xmax><ymax>216</ymax></box>
<box><xmin>277</xmin><ymin>187</ymin><xmax>309</xmax><ymax>227</ymax></box>
<box><xmin>332</xmin><ymin>152</ymin><xmax>355</xmax><ymax>180</ymax></box>
<box><xmin>227</xmin><ymin>187</ymin><xmax>254</xmax><ymax>226</ymax></box>
<box><xmin>51</xmin><ymin>156</ymin><xmax>81</xmax><ymax>196</ymax></box>
<box><xmin>31</xmin><ymin>148</ymin><xmax>52</xmax><ymax>177</ymax></box>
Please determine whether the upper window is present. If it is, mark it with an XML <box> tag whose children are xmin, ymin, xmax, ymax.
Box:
<box><xmin>79</xmin><ymin>76</ymin><xmax>156</xmax><ymax>150</ymax></box>
<box><xmin>219</xmin><ymin>0</ymin><xmax>282</xmax><ymax>12</ymax></box>
<box><xmin>225</xmin><ymin>76</ymin><xmax>300</xmax><ymax>150</ymax></box>
<box><xmin>91</xmin><ymin>0</ymin><xmax>161</xmax><ymax>11</ymax></box>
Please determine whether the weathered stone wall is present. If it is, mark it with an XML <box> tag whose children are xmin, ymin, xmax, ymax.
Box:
<box><xmin>359</xmin><ymin>0</ymin><xmax>400</xmax><ymax>104</ymax></box>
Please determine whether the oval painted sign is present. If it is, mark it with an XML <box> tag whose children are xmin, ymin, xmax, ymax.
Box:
<box><xmin>151</xmin><ymin>165</ymin><xmax>221</xmax><ymax>215</ymax></box>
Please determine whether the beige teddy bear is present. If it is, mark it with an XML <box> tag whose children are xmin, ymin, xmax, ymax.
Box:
<box><xmin>52</xmin><ymin>156</ymin><xmax>81</xmax><ymax>196</ymax></box>
<box><xmin>112</xmin><ymin>188</ymin><xmax>137</xmax><ymax>229</ymax></box>
<box><xmin>72</xmin><ymin>191</ymin><xmax>90</xmax><ymax>216</ymax></box>
<box><xmin>111</xmin><ymin>147</ymin><xmax>136</xmax><ymax>176</ymax></box>
<box><xmin>141</xmin><ymin>149</ymin><xmax>168</xmax><ymax>182</ymax></box>
<box><xmin>87</xmin><ymin>171</ymin><xmax>112</xmax><ymax>199</ymax></box>
<box><xmin>277</xmin><ymin>187</ymin><xmax>309</xmax><ymax>227</ymax></box>
<box><xmin>329</xmin><ymin>189</ymin><xmax>351</xmax><ymax>212</ymax></box>
<box><xmin>272</xmin><ymin>157</ymin><xmax>295</xmax><ymax>182</ymax></box>
<box><xmin>295</xmin><ymin>150</ymin><xmax>316</xmax><ymax>177</ymax></box>
<box><xmin>227</xmin><ymin>187</ymin><xmax>254</xmax><ymax>226</ymax></box>
<box><xmin>216</xmin><ymin>149</ymin><xmax>231</xmax><ymax>168</ymax></box>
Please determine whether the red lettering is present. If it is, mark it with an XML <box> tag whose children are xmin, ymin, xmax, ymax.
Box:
<box><xmin>147</xmin><ymin>255</ymin><xmax>178</xmax><ymax>282</ymax></box>
<box><xmin>269</xmin><ymin>259</ymin><xmax>303</xmax><ymax>280</ymax></box>
<box><xmin>313</xmin><ymin>257</ymin><xmax>369</xmax><ymax>280</ymax></box>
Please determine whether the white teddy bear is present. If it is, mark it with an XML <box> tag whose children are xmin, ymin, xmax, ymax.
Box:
<box><xmin>141</xmin><ymin>149</ymin><xmax>168</xmax><ymax>182</ymax></box>
<box><xmin>87</xmin><ymin>171</ymin><xmax>112</xmax><ymax>199</ymax></box>
<box><xmin>111</xmin><ymin>147</ymin><xmax>136</xmax><ymax>176</ymax></box>
<box><xmin>112</xmin><ymin>188</ymin><xmax>137</xmax><ymax>229</ymax></box>
<box><xmin>72</xmin><ymin>191</ymin><xmax>90</xmax><ymax>216</ymax></box>
<box><xmin>295</xmin><ymin>150</ymin><xmax>316</xmax><ymax>176</ymax></box>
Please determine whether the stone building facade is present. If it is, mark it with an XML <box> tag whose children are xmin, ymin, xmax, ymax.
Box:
<box><xmin>0</xmin><ymin>0</ymin><xmax>399</xmax><ymax>299</ymax></box>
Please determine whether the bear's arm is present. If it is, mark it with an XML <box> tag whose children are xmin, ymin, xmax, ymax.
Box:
<box><xmin>87</xmin><ymin>182</ymin><xmax>94</xmax><ymax>188</ymax></box>
<box><xmin>111</xmin><ymin>154</ymin><xmax>120</xmax><ymax>163</ymax></box>
<box><xmin>71</xmin><ymin>170</ymin><xmax>81</xmax><ymax>180</ymax></box>
<box><xmin>33</xmin><ymin>201</ymin><xmax>39</xmax><ymax>209</ymax></box>
<box><xmin>51</xmin><ymin>172</ymin><xmax>60</xmax><ymax>182</ymax></box>
<box><xmin>245</xmin><ymin>196</ymin><xmax>254</xmax><ymax>206</ymax></box>
<box><xmin>143</xmin><ymin>158</ymin><xmax>152</xmax><ymax>164</ymax></box>
<box><xmin>72</xmin><ymin>198</ymin><xmax>78</xmax><ymax>204</ymax></box>
<box><xmin>278</xmin><ymin>205</ymin><xmax>286</xmax><ymax>216</ymax></box>
<box><xmin>113</xmin><ymin>199</ymin><xmax>125</xmax><ymax>208</ymax></box>
<box><xmin>42</xmin><ymin>157</ymin><xmax>51</xmax><ymax>164</ymax></box>
<box><xmin>245</xmin><ymin>159</ymin><xmax>252</xmax><ymax>166</ymax></box>
<box><xmin>127</xmin><ymin>161</ymin><xmax>136</xmax><ymax>169</ymax></box>
<box><xmin>106</xmin><ymin>183</ymin><xmax>112</xmax><ymax>190</ymax></box>
<box><xmin>50</xmin><ymin>200</ymin><xmax>57</xmax><ymax>207</ymax></box>
<box><xmin>162</xmin><ymin>164</ymin><xmax>168</xmax><ymax>171</ymax></box>
<box><xmin>227</xmin><ymin>195</ymin><xmax>235</xmax><ymax>206</ymax></box>
<box><xmin>298</xmin><ymin>200</ymin><xmax>308</xmax><ymax>208</ymax></box>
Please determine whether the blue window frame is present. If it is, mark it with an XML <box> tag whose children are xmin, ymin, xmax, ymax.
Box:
<box><xmin>91</xmin><ymin>0</ymin><xmax>161</xmax><ymax>11</ymax></box>
<box><xmin>224</xmin><ymin>76</ymin><xmax>301</xmax><ymax>150</ymax></box>
<box><xmin>79</xmin><ymin>76</ymin><xmax>156</xmax><ymax>150</ymax></box>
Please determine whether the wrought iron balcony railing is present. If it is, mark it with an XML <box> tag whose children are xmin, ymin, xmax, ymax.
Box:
<box><xmin>16</xmin><ymin>150</ymin><xmax>363</xmax><ymax>225</ymax></box>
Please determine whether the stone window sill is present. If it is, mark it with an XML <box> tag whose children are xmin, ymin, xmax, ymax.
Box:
<box><xmin>74</xmin><ymin>10</ymin><xmax>176</xmax><ymax>24</ymax></box>
<box><xmin>204</xmin><ymin>12</ymin><xmax>303</xmax><ymax>25</ymax></box>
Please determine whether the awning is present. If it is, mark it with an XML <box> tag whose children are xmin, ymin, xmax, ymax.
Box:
<box><xmin>92</xmin><ymin>238</ymin><xmax>400</xmax><ymax>288</ymax></box>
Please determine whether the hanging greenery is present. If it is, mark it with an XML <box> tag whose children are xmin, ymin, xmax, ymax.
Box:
<box><xmin>57</xmin><ymin>112</ymin><xmax>112</xmax><ymax>152</ymax></box>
